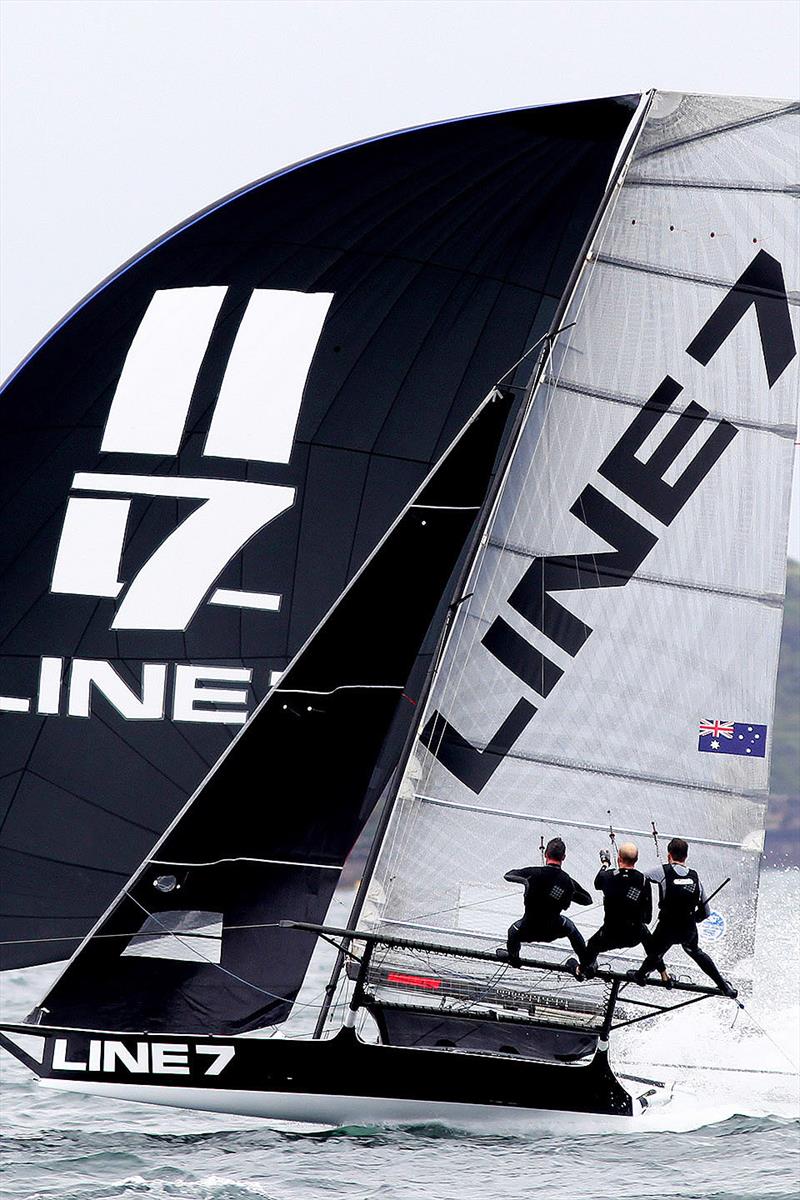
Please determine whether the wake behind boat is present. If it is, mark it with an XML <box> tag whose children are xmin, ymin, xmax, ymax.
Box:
<box><xmin>0</xmin><ymin>88</ymin><xmax>797</xmax><ymax>1126</ymax></box>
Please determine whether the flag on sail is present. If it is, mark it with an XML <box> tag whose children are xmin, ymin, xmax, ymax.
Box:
<box><xmin>698</xmin><ymin>720</ymin><xmax>767</xmax><ymax>757</ymax></box>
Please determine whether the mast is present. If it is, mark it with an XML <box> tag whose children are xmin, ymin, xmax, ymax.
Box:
<box><xmin>313</xmin><ymin>91</ymin><xmax>656</xmax><ymax>1038</ymax></box>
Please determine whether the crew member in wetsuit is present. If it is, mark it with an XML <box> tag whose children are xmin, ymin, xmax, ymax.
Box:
<box><xmin>575</xmin><ymin>840</ymin><xmax>657</xmax><ymax>979</ymax></box>
<box><xmin>633</xmin><ymin>836</ymin><xmax>737</xmax><ymax>997</ymax></box>
<box><xmin>498</xmin><ymin>837</ymin><xmax>591</xmax><ymax>967</ymax></box>
<box><xmin>577</xmin><ymin>841</ymin><xmax>667</xmax><ymax>980</ymax></box>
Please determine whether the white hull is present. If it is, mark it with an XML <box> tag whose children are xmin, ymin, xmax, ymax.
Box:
<box><xmin>41</xmin><ymin>1077</ymin><xmax>663</xmax><ymax>1132</ymax></box>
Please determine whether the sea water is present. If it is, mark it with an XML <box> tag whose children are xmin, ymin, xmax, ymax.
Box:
<box><xmin>1</xmin><ymin>871</ymin><xmax>798</xmax><ymax>1200</ymax></box>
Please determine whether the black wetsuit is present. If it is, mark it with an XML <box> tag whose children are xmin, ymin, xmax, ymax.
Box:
<box><xmin>581</xmin><ymin>865</ymin><xmax>654</xmax><ymax>969</ymax></box>
<box><xmin>636</xmin><ymin>862</ymin><xmax>729</xmax><ymax>989</ymax></box>
<box><xmin>504</xmin><ymin>864</ymin><xmax>591</xmax><ymax>962</ymax></box>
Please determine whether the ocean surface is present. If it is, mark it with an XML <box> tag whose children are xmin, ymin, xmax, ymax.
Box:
<box><xmin>1</xmin><ymin>871</ymin><xmax>798</xmax><ymax>1200</ymax></box>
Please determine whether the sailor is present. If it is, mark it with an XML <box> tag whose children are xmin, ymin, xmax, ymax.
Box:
<box><xmin>578</xmin><ymin>841</ymin><xmax>666</xmax><ymax>980</ymax></box>
<box><xmin>632</xmin><ymin>837</ymin><xmax>737</xmax><ymax>997</ymax></box>
<box><xmin>498</xmin><ymin>837</ymin><xmax>591</xmax><ymax>967</ymax></box>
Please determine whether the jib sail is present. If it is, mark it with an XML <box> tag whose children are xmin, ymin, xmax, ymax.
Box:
<box><xmin>0</xmin><ymin>97</ymin><xmax>637</xmax><ymax>968</ymax></box>
<box><xmin>30</xmin><ymin>389</ymin><xmax>515</xmax><ymax>1033</ymax></box>
<box><xmin>352</xmin><ymin>93</ymin><xmax>799</xmax><ymax>1045</ymax></box>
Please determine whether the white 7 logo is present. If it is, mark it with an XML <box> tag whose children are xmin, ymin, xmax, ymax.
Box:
<box><xmin>53</xmin><ymin>475</ymin><xmax>295</xmax><ymax>631</ymax></box>
<box><xmin>50</xmin><ymin>287</ymin><xmax>333</xmax><ymax>632</ymax></box>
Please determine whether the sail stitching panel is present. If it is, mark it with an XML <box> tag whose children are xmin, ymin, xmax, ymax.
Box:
<box><xmin>546</xmin><ymin>377</ymin><xmax>798</xmax><ymax>438</ymax></box>
<box><xmin>485</xmin><ymin>538</ymin><xmax>786</xmax><ymax>605</ymax></box>
<box><xmin>410</xmin><ymin>794</ymin><xmax>748</xmax><ymax>849</ymax></box>
<box><xmin>417</xmin><ymin>741</ymin><xmax>770</xmax><ymax>797</ymax></box>
<box><xmin>594</xmin><ymin>254</ymin><xmax>800</xmax><ymax>302</ymax></box>
<box><xmin>20</xmin><ymin>768</ymin><xmax>162</xmax><ymax>835</ymax></box>
<box><xmin>625</xmin><ymin>178</ymin><xmax>799</xmax><ymax>195</ymax></box>
<box><xmin>635</xmin><ymin>102</ymin><xmax>800</xmax><ymax>158</ymax></box>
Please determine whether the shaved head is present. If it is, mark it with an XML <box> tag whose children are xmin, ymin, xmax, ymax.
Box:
<box><xmin>618</xmin><ymin>841</ymin><xmax>639</xmax><ymax>866</ymax></box>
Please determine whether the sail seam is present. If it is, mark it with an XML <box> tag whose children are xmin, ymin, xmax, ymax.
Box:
<box><xmin>484</xmin><ymin>536</ymin><xmax>785</xmax><ymax>608</ymax></box>
<box><xmin>636</xmin><ymin>103</ymin><xmax>800</xmax><ymax>159</ymax></box>
<box><xmin>268</xmin><ymin>237</ymin><xmax>568</xmax><ymax>304</ymax></box>
<box><xmin>625</xmin><ymin>177</ymin><xmax>799</xmax><ymax>195</ymax></box>
<box><xmin>149</xmin><ymin>856</ymin><xmax>342</xmax><ymax>870</ymax></box>
<box><xmin>544</xmin><ymin>375</ymin><xmax>797</xmax><ymax>439</ymax></box>
<box><xmin>411</xmin><ymin>794</ymin><xmax>755</xmax><ymax>848</ymax></box>
<box><xmin>1</xmin><ymin>846</ymin><xmax>129</xmax><ymax>875</ymax></box>
<box><xmin>417</xmin><ymin>734</ymin><xmax>769</xmax><ymax>796</ymax></box>
<box><xmin>594</xmin><ymin>252</ymin><xmax>800</xmax><ymax>303</ymax></box>
<box><xmin>24</xmin><ymin>768</ymin><xmax>162</xmax><ymax>836</ymax></box>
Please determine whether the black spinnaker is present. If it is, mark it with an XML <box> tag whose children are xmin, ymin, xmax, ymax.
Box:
<box><xmin>0</xmin><ymin>97</ymin><xmax>636</xmax><ymax>968</ymax></box>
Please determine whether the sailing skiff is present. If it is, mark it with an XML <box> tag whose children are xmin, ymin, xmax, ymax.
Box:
<box><xmin>1</xmin><ymin>89</ymin><xmax>797</xmax><ymax>1125</ymax></box>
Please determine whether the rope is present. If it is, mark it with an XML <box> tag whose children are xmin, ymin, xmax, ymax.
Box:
<box><xmin>737</xmin><ymin>1002</ymin><xmax>800</xmax><ymax>1074</ymax></box>
<box><xmin>124</xmin><ymin>897</ymin><xmax>328</xmax><ymax>1014</ymax></box>
<box><xmin>624</xmin><ymin>1060</ymin><xmax>799</xmax><ymax>1079</ymax></box>
<box><xmin>0</xmin><ymin>919</ymin><xmax>286</xmax><ymax>948</ymax></box>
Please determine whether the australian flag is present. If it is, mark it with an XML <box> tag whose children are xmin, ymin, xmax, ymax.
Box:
<box><xmin>698</xmin><ymin>719</ymin><xmax>767</xmax><ymax>757</ymax></box>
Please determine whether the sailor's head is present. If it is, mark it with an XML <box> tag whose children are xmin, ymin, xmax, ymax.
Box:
<box><xmin>667</xmin><ymin>836</ymin><xmax>689</xmax><ymax>863</ymax></box>
<box><xmin>545</xmin><ymin>837</ymin><xmax>566</xmax><ymax>864</ymax></box>
<box><xmin>617</xmin><ymin>842</ymin><xmax>638</xmax><ymax>867</ymax></box>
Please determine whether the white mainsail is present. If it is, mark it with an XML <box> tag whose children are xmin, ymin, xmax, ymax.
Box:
<box><xmin>358</xmin><ymin>92</ymin><xmax>799</xmax><ymax>1008</ymax></box>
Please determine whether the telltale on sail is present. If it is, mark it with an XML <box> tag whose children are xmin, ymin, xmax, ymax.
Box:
<box><xmin>1</xmin><ymin>87</ymin><xmax>797</xmax><ymax>1126</ymax></box>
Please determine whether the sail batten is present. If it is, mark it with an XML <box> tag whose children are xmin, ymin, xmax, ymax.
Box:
<box><xmin>411</xmin><ymin>794</ymin><xmax>753</xmax><ymax>847</ymax></box>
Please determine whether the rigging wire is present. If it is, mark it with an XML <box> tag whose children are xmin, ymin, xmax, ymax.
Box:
<box><xmin>735</xmin><ymin>1002</ymin><xmax>800</xmax><ymax>1074</ymax></box>
<box><xmin>124</xmin><ymin>896</ymin><xmax>329</xmax><ymax>1014</ymax></box>
<box><xmin>0</xmin><ymin>920</ymin><xmax>285</xmax><ymax>947</ymax></box>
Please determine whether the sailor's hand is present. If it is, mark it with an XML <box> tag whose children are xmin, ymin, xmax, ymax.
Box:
<box><xmin>599</xmin><ymin>849</ymin><xmax>611</xmax><ymax>867</ymax></box>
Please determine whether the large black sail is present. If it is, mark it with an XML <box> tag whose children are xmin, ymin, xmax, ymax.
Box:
<box><xmin>34</xmin><ymin>390</ymin><xmax>514</xmax><ymax>1034</ymax></box>
<box><xmin>0</xmin><ymin>97</ymin><xmax>637</xmax><ymax>968</ymax></box>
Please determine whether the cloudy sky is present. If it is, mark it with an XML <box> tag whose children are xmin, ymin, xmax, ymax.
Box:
<box><xmin>1</xmin><ymin>0</ymin><xmax>798</xmax><ymax>552</ymax></box>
